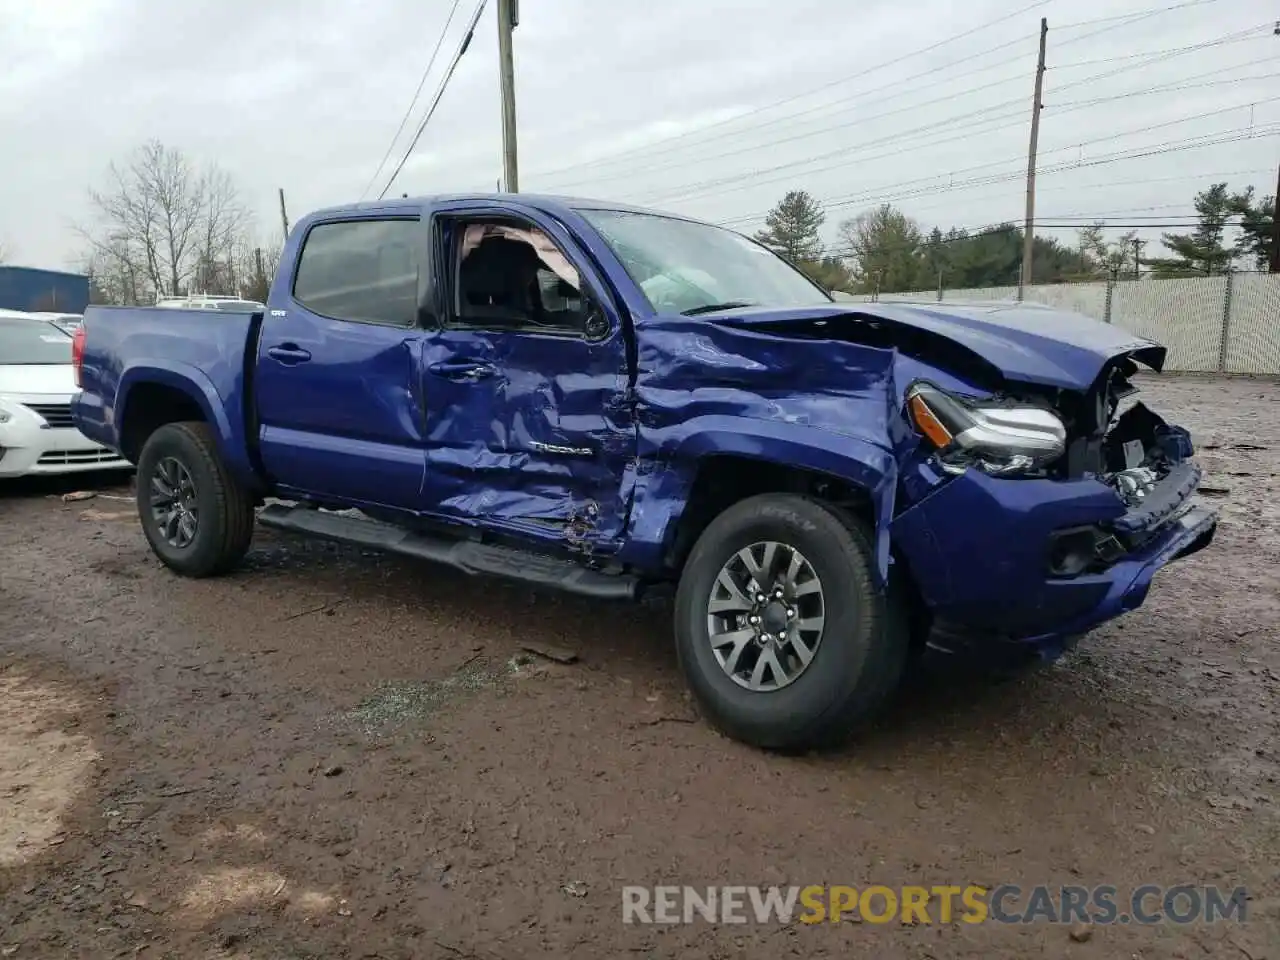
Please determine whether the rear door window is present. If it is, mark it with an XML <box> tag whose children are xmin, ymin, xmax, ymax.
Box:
<box><xmin>292</xmin><ymin>219</ymin><xmax>419</xmax><ymax>327</ymax></box>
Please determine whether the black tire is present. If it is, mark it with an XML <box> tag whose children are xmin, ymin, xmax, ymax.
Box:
<box><xmin>673</xmin><ymin>493</ymin><xmax>908</xmax><ymax>751</ymax></box>
<box><xmin>135</xmin><ymin>421</ymin><xmax>255</xmax><ymax>577</ymax></box>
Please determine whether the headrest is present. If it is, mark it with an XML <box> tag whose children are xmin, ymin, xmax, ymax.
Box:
<box><xmin>461</xmin><ymin>236</ymin><xmax>539</xmax><ymax>302</ymax></box>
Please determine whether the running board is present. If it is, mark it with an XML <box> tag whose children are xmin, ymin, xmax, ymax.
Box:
<box><xmin>257</xmin><ymin>504</ymin><xmax>639</xmax><ymax>601</ymax></box>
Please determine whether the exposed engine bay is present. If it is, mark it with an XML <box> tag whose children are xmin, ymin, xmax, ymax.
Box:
<box><xmin>1094</xmin><ymin>369</ymin><xmax>1195</xmax><ymax>508</ymax></box>
<box><xmin>946</xmin><ymin>356</ymin><xmax>1194</xmax><ymax>497</ymax></box>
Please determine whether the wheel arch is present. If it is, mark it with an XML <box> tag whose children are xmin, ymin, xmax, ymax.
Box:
<box><xmin>116</xmin><ymin>363</ymin><xmax>256</xmax><ymax>487</ymax></box>
<box><xmin>631</xmin><ymin>422</ymin><xmax>901</xmax><ymax>587</ymax></box>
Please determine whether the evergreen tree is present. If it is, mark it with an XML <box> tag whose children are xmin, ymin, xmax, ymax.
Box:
<box><xmin>1146</xmin><ymin>183</ymin><xmax>1235</xmax><ymax>277</ymax></box>
<box><xmin>753</xmin><ymin>190</ymin><xmax>826</xmax><ymax>264</ymax></box>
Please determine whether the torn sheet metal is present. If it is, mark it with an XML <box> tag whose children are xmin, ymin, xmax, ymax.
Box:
<box><xmin>620</xmin><ymin>314</ymin><xmax>903</xmax><ymax>583</ymax></box>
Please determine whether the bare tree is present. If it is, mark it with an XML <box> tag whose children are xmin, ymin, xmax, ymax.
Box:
<box><xmin>192</xmin><ymin>166</ymin><xmax>251</xmax><ymax>294</ymax></box>
<box><xmin>81</xmin><ymin>236</ymin><xmax>149</xmax><ymax>305</ymax></box>
<box><xmin>80</xmin><ymin>140</ymin><xmax>254</xmax><ymax>304</ymax></box>
<box><xmin>229</xmin><ymin>229</ymin><xmax>284</xmax><ymax>302</ymax></box>
<box><xmin>0</xmin><ymin>239</ymin><xmax>10</xmax><ymax>263</ymax></box>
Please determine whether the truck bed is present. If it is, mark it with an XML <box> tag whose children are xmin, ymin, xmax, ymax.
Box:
<box><xmin>72</xmin><ymin>305</ymin><xmax>262</xmax><ymax>481</ymax></box>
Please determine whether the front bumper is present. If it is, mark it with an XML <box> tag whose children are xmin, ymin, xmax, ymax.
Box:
<box><xmin>892</xmin><ymin>463</ymin><xmax>1218</xmax><ymax>658</ymax></box>
<box><xmin>0</xmin><ymin>422</ymin><xmax>130</xmax><ymax>478</ymax></box>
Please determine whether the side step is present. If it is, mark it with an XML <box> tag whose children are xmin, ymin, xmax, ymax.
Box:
<box><xmin>257</xmin><ymin>504</ymin><xmax>640</xmax><ymax>601</ymax></box>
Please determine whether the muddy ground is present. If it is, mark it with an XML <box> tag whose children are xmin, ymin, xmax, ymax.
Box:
<box><xmin>1</xmin><ymin>375</ymin><xmax>1277</xmax><ymax>959</ymax></box>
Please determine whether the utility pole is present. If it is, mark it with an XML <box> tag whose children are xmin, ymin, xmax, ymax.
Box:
<box><xmin>1270</xmin><ymin>158</ymin><xmax>1280</xmax><ymax>273</ymax></box>
<box><xmin>497</xmin><ymin>0</ymin><xmax>519</xmax><ymax>192</ymax></box>
<box><xmin>1020</xmin><ymin>17</ymin><xmax>1048</xmax><ymax>296</ymax></box>
<box><xmin>278</xmin><ymin>188</ymin><xmax>290</xmax><ymax>238</ymax></box>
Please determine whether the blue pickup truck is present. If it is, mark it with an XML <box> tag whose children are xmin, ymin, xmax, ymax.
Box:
<box><xmin>71</xmin><ymin>194</ymin><xmax>1216</xmax><ymax>749</ymax></box>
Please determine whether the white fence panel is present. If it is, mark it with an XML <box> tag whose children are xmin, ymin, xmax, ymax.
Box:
<box><xmin>1110</xmin><ymin>277</ymin><xmax>1225</xmax><ymax>373</ymax></box>
<box><xmin>1020</xmin><ymin>282</ymin><xmax>1110</xmax><ymax>322</ymax></box>
<box><xmin>845</xmin><ymin>274</ymin><xmax>1279</xmax><ymax>375</ymax></box>
<box><xmin>1224</xmin><ymin>274</ymin><xmax>1280</xmax><ymax>375</ymax></box>
<box><xmin>945</xmin><ymin>285</ymin><xmax>1020</xmax><ymax>302</ymax></box>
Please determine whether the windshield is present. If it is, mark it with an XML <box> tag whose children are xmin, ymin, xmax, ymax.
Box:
<box><xmin>0</xmin><ymin>318</ymin><xmax>72</xmax><ymax>365</ymax></box>
<box><xmin>579</xmin><ymin>209</ymin><xmax>832</xmax><ymax>315</ymax></box>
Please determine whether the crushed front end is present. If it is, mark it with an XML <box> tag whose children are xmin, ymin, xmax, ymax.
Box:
<box><xmin>891</xmin><ymin>358</ymin><xmax>1218</xmax><ymax>661</ymax></box>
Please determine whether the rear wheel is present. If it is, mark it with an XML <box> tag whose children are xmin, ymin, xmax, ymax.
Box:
<box><xmin>674</xmin><ymin>493</ymin><xmax>908</xmax><ymax>751</ymax></box>
<box><xmin>136</xmin><ymin>421</ymin><xmax>255</xmax><ymax>577</ymax></box>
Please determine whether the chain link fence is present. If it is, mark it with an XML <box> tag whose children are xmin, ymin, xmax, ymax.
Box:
<box><xmin>864</xmin><ymin>272</ymin><xmax>1280</xmax><ymax>375</ymax></box>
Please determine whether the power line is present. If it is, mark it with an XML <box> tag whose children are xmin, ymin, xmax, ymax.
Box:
<box><xmin>1053</xmin><ymin>0</ymin><xmax>1230</xmax><ymax>31</ymax></box>
<box><xmin>1039</xmin><ymin>203</ymin><xmax>1207</xmax><ymax>217</ymax></box>
<box><xmin>642</xmin><ymin>93</ymin><xmax>1280</xmax><ymax>208</ymax></box>
<box><xmin>1052</xmin><ymin>30</ymin><xmax>1265</xmax><ymax>67</ymax></box>
<box><xmin>579</xmin><ymin>24</ymin><xmax>1275</xmax><ymax>205</ymax></box>
<box><xmin>879</xmin><ymin>167</ymin><xmax>1276</xmax><ymax>219</ymax></box>
<box><xmin>379</xmin><ymin>0</ymin><xmax>488</xmax><ymax>200</ymax></box>
<box><xmin>724</xmin><ymin>128</ymin><xmax>1280</xmax><ymax>227</ymax></box>
<box><xmin>572</xmin><ymin>89</ymin><xmax>1032</xmax><ymax>195</ymax></box>
<box><xmin>529</xmin><ymin>34</ymin><xmax>1039</xmax><ymax>188</ymax></box>
<box><xmin>360</xmin><ymin>0</ymin><xmax>464</xmax><ymax>200</ymax></box>
<box><xmin>529</xmin><ymin>0</ymin><xmax>1251</xmax><ymax>189</ymax></box>
<box><xmin>1053</xmin><ymin>63</ymin><xmax>1280</xmax><ymax>107</ymax></box>
<box><xmin>522</xmin><ymin>0</ymin><xmax>1053</xmax><ymax>182</ymax></box>
<box><xmin>715</xmin><ymin>124</ymin><xmax>1280</xmax><ymax>227</ymax></box>
<box><xmin>636</xmin><ymin>108</ymin><xmax>1033</xmax><ymax>206</ymax></box>
<box><xmin>596</xmin><ymin>41</ymin><xmax>1275</xmax><ymax>195</ymax></box>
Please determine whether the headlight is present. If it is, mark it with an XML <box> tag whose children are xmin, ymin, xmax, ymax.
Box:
<box><xmin>905</xmin><ymin>380</ymin><xmax>1066</xmax><ymax>477</ymax></box>
<box><xmin>0</xmin><ymin>402</ymin><xmax>14</xmax><ymax>424</ymax></box>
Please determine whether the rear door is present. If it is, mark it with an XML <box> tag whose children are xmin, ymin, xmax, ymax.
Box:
<box><xmin>419</xmin><ymin>203</ymin><xmax>635</xmax><ymax>550</ymax></box>
<box><xmin>253</xmin><ymin>213</ymin><xmax>429</xmax><ymax>510</ymax></box>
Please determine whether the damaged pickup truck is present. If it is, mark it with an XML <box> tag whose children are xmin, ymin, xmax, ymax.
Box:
<box><xmin>70</xmin><ymin>194</ymin><xmax>1217</xmax><ymax>750</ymax></box>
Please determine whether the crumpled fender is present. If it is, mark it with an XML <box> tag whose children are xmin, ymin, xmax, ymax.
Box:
<box><xmin>117</xmin><ymin>359</ymin><xmax>255</xmax><ymax>484</ymax></box>
<box><xmin>621</xmin><ymin>416</ymin><xmax>898</xmax><ymax>584</ymax></box>
<box><xmin>624</xmin><ymin>314</ymin><xmax>902</xmax><ymax>584</ymax></box>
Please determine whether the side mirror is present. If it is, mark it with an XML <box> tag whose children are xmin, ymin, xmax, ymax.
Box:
<box><xmin>583</xmin><ymin>302</ymin><xmax>609</xmax><ymax>340</ymax></box>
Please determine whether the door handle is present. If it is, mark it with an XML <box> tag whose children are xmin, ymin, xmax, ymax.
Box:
<box><xmin>266</xmin><ymin>344</ymin><xmax>312</xmax><ymax>365</ymax></box>
<box><xmin>428</xmin><ymin>359</ymin><xmax>496</xmax><ymax>382</ymax></box>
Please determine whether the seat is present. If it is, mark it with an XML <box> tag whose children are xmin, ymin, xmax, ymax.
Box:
<box><xmin>458</xmin><ymin>236</ymin><xmax>543</xmax><ymax>326</ymax></box>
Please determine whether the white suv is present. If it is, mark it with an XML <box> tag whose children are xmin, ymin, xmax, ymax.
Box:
<box><xmin>155</xmin><ymin>295</ymin><xmax>264</xmax><ymax>312</ymax></box>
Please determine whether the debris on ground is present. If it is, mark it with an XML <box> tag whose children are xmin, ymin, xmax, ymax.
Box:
<box><xmin>520</xmin><ymin>642</ymin><xmax>579</xmax><ymax>664</ymax></box>
<box><xmin>60</xmin><ymin>491</ymin><xmax>96</xmax><ymax>503</ymax></box>
<box><xmin>342</xmin><ymin>659</ymin><xmax>510</xmax><ymax>735</ymax></box>
<box><xmin>79</xmin><ymin>509</ymin><xmax>131</xmax><ymax>522</ymax></box>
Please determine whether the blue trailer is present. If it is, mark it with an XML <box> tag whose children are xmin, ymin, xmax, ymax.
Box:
<box><xmin>0</xmin><ymin>266</ymin><xmax>91</xmax><ymax>313</ymax></box>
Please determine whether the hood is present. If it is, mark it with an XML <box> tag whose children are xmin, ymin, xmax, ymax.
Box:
<box><xmin>700</xmin><ymin>301</ymin><xmax>1166</xmax><ymax>391</ymax></box>
<box><xmin>0</xmin><ymin>363</ymin><xmax>77</xmax><ymax>398</ymax></box>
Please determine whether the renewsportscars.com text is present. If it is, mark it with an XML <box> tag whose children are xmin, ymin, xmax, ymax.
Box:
<box><xmin>621</xmin><ymin>884</ymin><xmax>1248</xmax><ymax>926</ymax></box>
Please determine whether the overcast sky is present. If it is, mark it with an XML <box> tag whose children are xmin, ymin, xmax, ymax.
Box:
<box><xmin>1</xmin><ymin>0</ymin><xmax>1276</xmax><ymax>271</ymax></box>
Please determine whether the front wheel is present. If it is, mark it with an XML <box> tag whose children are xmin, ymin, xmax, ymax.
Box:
<box><xmin>135</xmin><ymin>421</ymin><xmax>255</xmax><ymax>577</ymax></box>
<box><xmin>673</xmin><ymin>494</ymin><xmax>908</xmax><ymax>751</ymax></box>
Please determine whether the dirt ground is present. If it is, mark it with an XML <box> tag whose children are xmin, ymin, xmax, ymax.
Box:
<box><xmin>1</xmin><ymin>374</ymin><xmax>1277</xmax><ymax>960</ymax></box>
